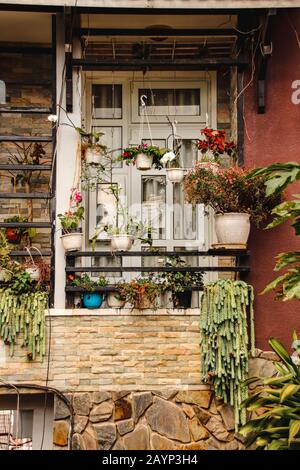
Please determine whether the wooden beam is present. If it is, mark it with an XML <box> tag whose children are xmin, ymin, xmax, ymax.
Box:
<box><xmin>78</xmin><ymin>28</ymin><xmax>238</xmax><ymax>37</ymax></box>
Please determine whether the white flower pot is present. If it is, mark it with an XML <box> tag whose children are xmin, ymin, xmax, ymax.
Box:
<box><xmin>107</xmin><ymin>291</ymin><xmax>126</xmax><ymax>308</ymax></box>
<box><xmin>25</xmin><ymin>266</ymin><xmax>40</xmax><ymax>281</ymax></box>
<box><xmin>61</xmin><ymin>232</ymin><xmax>83</xmax><ymax>251</ymax></box>
<box><xmin>215</xmin><ymin>213</ymin><xmax>250</xmax><ymax>245</ymax></box>
<box><xmin>85</xmin><ymin>148</ymin><xmax>103</xmax><ymax>164</ymax></box>
<box><xmin>166</xmin><ymin>168</ymin><xmax>185</xmax><ymax>183</ymax></box>
<box><xmin>136</xmin><ymin>153</ymin><xmax>153</xmax><ymax>170</ymax></box>
<box><xmin>110</xmin><ymin>234</ymin><xmax>133</xmax><ymax>251</ymax></box>
<box><xmin>198</xmin><ymin>161</ymin><xmax>219</xmax><ymax>174</ymax></box>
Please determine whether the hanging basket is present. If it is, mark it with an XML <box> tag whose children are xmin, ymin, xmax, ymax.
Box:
<box><xmin>61</xmin><ymin>230</ymin><xmax>83</xmax><ymax>252</ymax></box>
<box><xmin>166</xmin><ymin>168</ymin><xmax>185</xmax><ymax>183</ymax></box>
<box><xmin>85</xmin><ymin>147</ymin><xmax>104</xmax><ymax>165</ymax></box>
<box><xmin>136</xmin><ymin>153</ymin><xmax>153</xmax><ymax>170</ymax></box>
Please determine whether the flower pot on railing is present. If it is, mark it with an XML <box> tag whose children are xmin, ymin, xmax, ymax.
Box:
<box><xmin>136</xmin><ymin>153</ymin><xmax>153</xmax><ymax>170</ymax></box>
<box><xmin>5</xmin><ymin>228</ymin><xmax>21</xmax><ymax>244</ymax></box>
<box><xmin>107</xmin><ymin>291</ymin><xmax>126</xmax><ymax>308</ymax></box>
<box><xmin>166</xmin><ymin>168</ymin><xmax>185</xmax><ymax>183</ymax></box>
<box><xmin>215</xmin><ymin>213</ymin><xmax>250</xmax><ymax>246</ymax></box>
<box><xmin>61</xmin><ymin>229</ymin><xmax>83</xmax><ymax>252</ymax></box>
<box><xmin>173</xmin><ymin>290</ymin><xmax>192</xmax><ymax>309</ymax></box>
<box><xmin>82</xmin><ymin>292</ymin><xmax>103</xmax><ymax>309</ymax></box>
<box><xmin>110</xmin><ymin>234</ymin><xmax>133</xmax><ymax>252</ymax></box>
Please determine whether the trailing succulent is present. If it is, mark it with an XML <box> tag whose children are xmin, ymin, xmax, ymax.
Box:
<box><xmin>200</xmin><ymin>279</ymin><xmax>255</xmax><ymax>430</ymax></box>
<box><xmin>240</xmin><ymin>333</ymin><xmax>300</xmax><ymax>450</ymax></box>
<box><xmin>0</xmin><ymin>271</ymin><xmax>48</xmax><ymax>360</ymax></box>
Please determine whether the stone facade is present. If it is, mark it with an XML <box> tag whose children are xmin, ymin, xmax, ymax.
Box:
<box><xmin>53</xmin><ymin>389</ymin><xmax>246</xmax><ymax>451</ymax></box>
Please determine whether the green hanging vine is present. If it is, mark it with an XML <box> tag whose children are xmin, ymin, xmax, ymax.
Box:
<box><xmin>200</xmin><ymin>280</ymin><xmax>255</xmax><ymax>430</ymax></box>
<box><xmin>0</xmin><ymin>288</ymin><xmax>47</xmax><ymax>360</ymax></box>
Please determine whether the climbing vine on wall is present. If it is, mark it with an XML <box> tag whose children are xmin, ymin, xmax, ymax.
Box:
<box><xmin>200</xmin><ymin>280</ymin><xmax>255</xmax><ymax>430</ymax></box>
<box><xmin>0</xmin><ymin>289</ymin><xmax>47</xmax><ymax>360</ymax></box>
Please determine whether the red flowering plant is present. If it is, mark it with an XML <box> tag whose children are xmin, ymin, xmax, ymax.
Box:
<box><xmin>118</xmin><ymin>143</ymin><xmax>167</xmax><ymax>170</ymax></box>
<box><xmin>58</xmin><ymin>188</ymin><xmax>84</xmax><ymax>233</ymax></box>
<box><xmin>183</xmin><ymin>165</ymin><xmax>279</xmax><ymax>227</ymax></box>
<box><xmin>194</xmin><ymin>127</ymin><xmax>237</xmax><ymax>163</ymax></box>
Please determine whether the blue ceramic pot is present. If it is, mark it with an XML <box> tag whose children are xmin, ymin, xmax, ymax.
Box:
<box><xmin>82</xmin><ymin>292</ymin><xmax>103</xmax><ymax>309</ymax></box>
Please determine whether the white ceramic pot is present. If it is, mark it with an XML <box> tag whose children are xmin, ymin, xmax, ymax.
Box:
<box><xmin>85</xmin><ymin>147</ymin><xmax>103</xmax><ymax>164</ymax></box>
<box><xmin>107</xmin><ymin>291</ymin><xmax>126</xmax><ymax>308</ymax></box>
<box><xmin>25</xmin><ymin>266</ymin><xmax>40</xmax><ymax>281</ymax></box>
<box><xmin>110</xmin><ymin>234</ymin><xmax>133</xmax><ymax>251</ymax></box>
<box><xmin>198</xmin><ymin>161</ymin><xmax>219</xmax><ymax>174</ymax></box>
<box><xmin>61</xmin><ymin>232</ymin><xmax>83</xmax><ymax>251</ymax></box>
<box><xmin>215</xmin><ymin>213</ymin><xmax>250</xmax><ymax>245</ymax></box>
<box><xmin>136</xmin><ymin>153</ymin><xmax>153</xmax><ymax>170</ymax></box>
<box><xmin>166</xmin><ymin>168</ymin><xmax>185</xmax><ymax>183</ymax></box>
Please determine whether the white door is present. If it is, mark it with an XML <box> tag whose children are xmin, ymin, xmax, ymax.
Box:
<box><xmin>85</xmin><ymin>72</ymin><xmax>217</xmax><ymax>296</ymax></box>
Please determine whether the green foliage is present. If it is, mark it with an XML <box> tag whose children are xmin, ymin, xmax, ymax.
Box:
<box><xmin>71</xmin><ymin>273</ymin><xmax>107</xmax><ymax>292</ymax></box>
<box><xmin>4</xmin><ymin>216</ymin><xmax>37</xmax><ymax>240</ymax></box>
<box><xmin>58</xmin><ymin>206</ymin><xmax>84</xmax><ymax>232</ymax></box>
<box><xmin>0</xmin><ymin>288</ymin><xmax>48</xmax><ymax>359</ymax></box>
<box><xmin>159</xmin><ymin>256</ymin><xmax>204</xmax><ymax>294</ymax></box>
<box><xmin>249</xmin><ymin>162</ymin><xmax>300</xmax><ymax>301</ymax></box>
<box><xmin>248</xmin><ymin>162</ymin><xmax>300</xmax><ymax>197</ymax></box>
<box><xmin>200</xmin><ymin>280</ymin><xmax>255</xmax><ymax>430</ymax></box>
<box><xmin>117</xmin><ymin>276</ymin><xmax>163</xmax><ymax>309</ymax></box>
<box><xmin>119</xmin><ymin>144</ymin><xmax>168</xmax><ymax>170</ymax></box>
<box><xmin>240</xmin><ymin>334</ymin><xmax>300</xmax><ymax>450</ymax></box>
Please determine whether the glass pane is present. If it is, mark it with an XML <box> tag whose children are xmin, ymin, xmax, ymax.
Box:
<box><xmin>176</xmin><ymin>138</ymin><xmax>198</xmax><ymax>168</ymax></box>
<box><xmin>92</xmin><ymin>126</ymin><xmax>122</xmax><ymax>168</ymax></box>
<box><xmin>141</xmin><ymin>246</ymin><xmax>166</xmax><ymax>268</ymax></box>
<box><xmin>92</xmin><ymin>84</ymin><xmax>122</xmax><ymax>119</ymax></box>
<box><xmin>139</xmin><ymin>88</ymin><xmax>200</xmax><ymax>116</ymax></box>
<box><xmin>91</xmin><ymin>256</ymin><xmax>121</xmax><ymax>278</ymax></box>
<box><xmin>96</xmin><ymin>183</ymin><xmax>118</xmax><ymax>237</ymax></box>
<box><xmin>173</xmin><ymin>183</ymin><xmax>196</xmax><ymax>240</ymax></box>
<box><xmin>142</xmin><ymin>176</ymin><xmax>166</xmax><ymax>240</ymax></box>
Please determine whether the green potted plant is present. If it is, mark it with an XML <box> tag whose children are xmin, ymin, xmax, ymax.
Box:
<box><xmin>183</xmin><ymin>166</ymin><xmax>279</xmax><ymax>247</ymax></box>
<box><xmin>161</xmin><ymin>257</ymin><xmax>204</xmax><ymax>308</ymax></box>
<box><xmin>4</xmin><ymin>216</ymin><xmax>36</xmax><ymax>245</ymax></box>
<box><xmin>71</xmin><ymin>273</ymin><xmax>107</xmax><ymax>309</ymax></box>
<box><xmin>194</xmin><ymin>127</ymin><xmax>236</xmax><ymax>173</ymax></box>
<box><xmin>0</xmin><ymin>230</ymin><xmax>13</xmax><ymax>282</ymax></box>
<box><xmin>117</xmin><ymin>275</ymin><xmax>163</xmax><ymax>309</ymax></box>
<box><xmin>119</xmin><ymin>143</ymin><xmax>166</xmax><ymax>171</ymax></box>
<box><xmin>58</xmin><ymin>188</ymin><xmax>84</xmax><ymax>251</ymax></box>
<box><xmin>106</xmin><ymin>284</ymin><xmax>127</xmax><ymax>309</ymax></box>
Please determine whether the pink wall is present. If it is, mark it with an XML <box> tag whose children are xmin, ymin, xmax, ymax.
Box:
<box><xmin>244</xmin><ymin>9</ymin><xmax>300</xmax><ymax>350</ymax></box>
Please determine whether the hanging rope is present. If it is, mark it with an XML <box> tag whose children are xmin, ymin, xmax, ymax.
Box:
<box><xmin>138</xmin><ymin>94</ymin><xmax>153</xmax><ymax>145</ymax></box>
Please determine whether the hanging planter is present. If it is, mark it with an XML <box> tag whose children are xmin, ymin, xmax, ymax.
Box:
<box><xmin>166</xmin><ymin>168</ymin><xmax>185</xmax><ymax>183</ymax></box>
<box><xmin>25</xmin><ymin>266</ymin><xmax>40</xmax><ymax>281</ymax></box>
<box><xmin>61</xmin><ymin>229</ymin><xmax>83</xmax><ymax>252</ymax></box>
<box><xmin>85</xmin><ymin>147</ymin><xmax>104</xmax><ymax>165</ymax></box>
<box><xmin>82</xmin><ymin>292</ymin><xmax>103</xmax><ymax>309</ymax></box>
<box><xmin>107</xmin><ymin>291</ymin><xmax>126</xmax><ymax>308</ymax></box>
<box><xmin>110</xmin><ymin>234</ymin><xmax>133</xmax><ymax>252</ymax></box>
<box><xmin>136</xmin><ymin>153</ymin><xmax>153</xmax><ymax>170</ymax></box>
<box><xmin>215</xmin><ymin>213</ymin><xmax>250</xmax><ymax>246</ymax></box>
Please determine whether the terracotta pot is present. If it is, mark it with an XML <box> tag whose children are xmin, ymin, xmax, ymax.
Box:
<box><xmin>136</xmin><ymin>153</ymin><xmax>153</xmax><ymax>170</ymax></box>
<box><xmin>110</xmin><ymin>234</ymin><xmax>133</xmax><ymax>251</ymax></box>
<box><xmin>61</xmin><ymin>231</ymin><xmax>83</xmax><ymax>251</ymax></box>
<box><xmin>166</xmin><ymin>168</ymin><xmax>185</xmax><ymax>183</ymax></box>
<box><xmin>215</xmin><ymin>213</ymin><xmax>250</xmax><ymax>245</ymax></box>
<box><xmin>107</xmin><ymin>291</ymin><xmax>126</xmax><ymax>308</ymax></box>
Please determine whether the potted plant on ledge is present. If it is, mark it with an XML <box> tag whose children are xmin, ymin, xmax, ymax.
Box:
<box><xmin>119</xmin><ymin>143</ymin><xmax>166</xmax><ymax>171</ymax></box>
<box><xmin>58</xmin><ymin>188</ymin><xmax>84</xmax><ymax>251</ymax></box>
<box><xmin>71</xmin><ymin>273</ymin><xmax>107</xmax><ymax>309</ymax></box>
<box><xmin>194</xmin><ymin>127</ymin><xmax>236</xmax><ymax>173</ymax></box>
<box><xmin>117</xmin><ymin>275</ymin><xmax>163</xmax><ymax>309</ymax></box>
<box><xmin>161</xmin><ymin>257</ymin><xmax>204</xmax><ymax>308</ymax></box>
<box><xmin>183</xmin><ymin>166</ymin><xmax>279</xmax><ymax>247</ymax></box>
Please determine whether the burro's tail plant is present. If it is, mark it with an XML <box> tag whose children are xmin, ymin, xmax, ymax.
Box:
<box><xmin>240</xmin><ymin>332</ymin><xmax>300</xmax><ymax>450</ymax></box>
<box><xmin>200</xmin><ymin>279</ymin><xmax>255</xmax><ymax>430</ymax></box>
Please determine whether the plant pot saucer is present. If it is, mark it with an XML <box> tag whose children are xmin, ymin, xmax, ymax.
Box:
<box><xmin>211</xmin><ymin>242</ymin><xmax>247</xmax><ymax>250</ymax></box>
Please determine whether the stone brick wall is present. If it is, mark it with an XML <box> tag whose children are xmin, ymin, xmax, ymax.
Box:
<box><xmin>0</xmin><ymin>311</ymin><xmax>201</xmax><ymax>391</ymax></box>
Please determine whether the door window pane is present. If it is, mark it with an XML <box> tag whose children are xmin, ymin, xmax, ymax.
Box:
<box><xmin>173</xmin><ymin>183</ymin><xmax>197</xmax><ymax>240</ymax></box>
<box><xmin>92</xmin><ymin>84</ymin><xmax>122</xmax><ymax>119</ymax></box>
<box><xmin>96</xmin><ymin>183</ymin><xmax>118</xmax><ymax>237</ymax></box>
<box><xmin>92</xmin><ymin>126</ymin><xmax>122</xmax><ymax>167</ymax></box>
<box><xmin>139</xmin><ymin>88</ymin><xmax>200</xmax><ymax>116</ymax></box>
<box><xmin>142</xmin><ymin>176</ymin><xmax>166</xmax><ymax>240</ymax></box>
<box><xmin>176</xmin><ymin>138</ymin><xmax>198</xmax><ymax>168</ymax></box>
